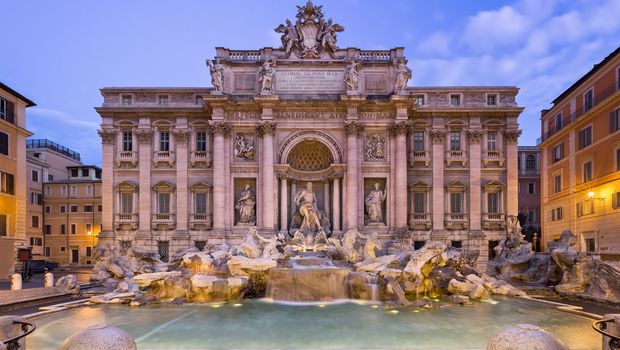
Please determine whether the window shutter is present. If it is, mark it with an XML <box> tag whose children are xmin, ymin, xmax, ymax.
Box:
<box><xmin>6</xmin><ymin>101</ymin><xmax>14</xmax><ymax>124</ymax></box>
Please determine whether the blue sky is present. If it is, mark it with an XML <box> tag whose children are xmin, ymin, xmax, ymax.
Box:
<box><xmin>2</xmin><ymin>0</ymin><xmax>620</xmax><ymax>165</ymax></box>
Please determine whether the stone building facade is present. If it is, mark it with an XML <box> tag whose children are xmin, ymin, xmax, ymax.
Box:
<box><xmin>539</xmin><ymin>46</ymin><xmax>620</xmax><ymax>256</ymax></box>
<box><xmin>96</xmin><ymin>2</ymin><xmax>522</xmax><ymax>267</ymax></box>
<box><xmin>517</xmin><ymin>145</ymin><xmax>541</xmax><ymax>250</ymax></box>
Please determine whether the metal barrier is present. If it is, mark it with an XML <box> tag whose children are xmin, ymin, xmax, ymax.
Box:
<box><xmin>593</xmin><ymin>319</ymin><xmax>620</xmax><ymax>349</ymax></box>
<box><xmin>2</xmin><ymin>320</ymin><xmax>36</xmax><ymax>350</ymax></box>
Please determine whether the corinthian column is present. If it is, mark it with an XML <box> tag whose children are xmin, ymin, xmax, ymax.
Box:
<box><xmin>173</xmin><ymin>128</ymin><xmax>191</xmax><ymax>232</ymax></box>
<box><xmin>430</xmin><ymin>129</ymin><xmax>447</xmax><ymax>232</ymax></box>
<box><xmin>391</xmin><ymin>122</ymin><xmax>409</xmax><ymax>228</ymax></box>
<box><xmin>258</xmin><ymin>121</ymin><xmax>277</xmax><ymax>232</ymax></box>
<box><xmin>136</xmin><ymin>128</ymin><xmax>153</xmax><ymax>233</ymax></box>
<box><xmin>345</xmin><ymin>121</ymin><xmax>363</xmax><ymax>230</ymax></box>
<box><xmin>211</xmin><ymin>122</ymin><xmax>230</xmax><ymax>231</ymax></box>
<box><xmin>98</xmin><ymin>129</ymin><xmax>115</xmax><ymax>237</ymax></box>
<box><xmin>279</xmin><ymin>174</ymin><xmax>288</xmax><ymax>233</ymax></box>
<box><xmin>504</xmin><ymin>129</ymin><xmax>522</xmax><ymax>217</ymax></box>
<box><xmin>468</xmin><ymin>129</ymin><xmax>484</xmax><ymax>232</ymax></box>
<box><xmin>332</xmin><ymin>175</ymin><xmax>341</xmax><ymax>233</ymax></box>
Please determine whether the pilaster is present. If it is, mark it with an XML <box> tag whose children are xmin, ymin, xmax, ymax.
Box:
<box><xmin>504</xmin><ymin>129</ymin><xmax>522</xmax><ymax>217</ymax></box>
<box><xmin>467</xmin><ymin>128</ymin><xmax>484</xmax><ymax>231</ymax></box>
<box><xmin>98</xmin><ymin>129</ymin><xmax>116</xmax><ymax>236</ymax></box>
<box><xmin>257</xmin><ymin>121</ymin><xmax>277</xmax><ymax>232</ymax></box>
<box><xmin>173</xmin><ymin>128</ymin><xmax>191</xmax><ymax>232</ymax></box>
<box><xmin>136</xmin><ymin>128</ymin><xmax>153</xmax><ymax>234</ymax></box>
<box><xmin>344</xmin><ymin>121</ymin><xmax>363</xmax><ymax>230</ymax></box>
<box><xmin>210</xmin><ymin>121</ymin><xmax>231</xmax><ymax>231</ymax></box>
<box><xmin>430</xmin><ymin>129</ymin><xmax>447</xmax><ymax>232</ymax></box>
<box><xmin>390</xmin><ymin>121</ymin><xmax>410</xmax><ymax>228</ymax></box>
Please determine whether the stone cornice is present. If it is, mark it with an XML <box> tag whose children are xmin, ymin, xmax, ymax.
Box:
<box><xmin>256</xmin><ymin>121</ymin><xmax>277</xmax><ymax>136</ymax></box>
<box><xmin>97</xmin><ymin>129</ymin><xmax>115</xmax><ymax>143</ymax></box>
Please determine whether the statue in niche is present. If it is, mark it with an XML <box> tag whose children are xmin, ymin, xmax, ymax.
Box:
<box><xmin>344</xmin><ymin>59</ymin><xmax>361</xmax><ymax>92</ymax></box>
<box><xmin>394</xmin><ymin>60</ymin><xmax>412</xmax><ymax>93</ymax></box>
<box><xmin>365</xmin><ymin>135</ymin><xmax>385</xmax><ymax>160</ymax></box>
<box><xmin>234</xmin><ymin>134</ymin><xmax>255</xmax><ymax>160</ymax></box>
<box><xmin>207</xmin><ymin>59</ymin><xmax>225</xmax><ymax>93</ymax></box>
<box><xmin>258</xmin><ymin>57</ymin><xmax>276</xmax><ymax>94</ymax></box>
<box><xmin>365</xmin><ymin>182</ymin><xmax>387</xmax><ymax>223</ymax></box>
<box><xmin>274</xmin><ymin>19</ymin><xmax>297</xmax><ymax>58</ymax></box>
<box><xmin>290</xmin><ymin>182</ymin><xmax>331</xmax><ymax>246</ymax></box>
<box><xmin>235</xmin><ymin>184</ymin><xmax>256</xmax><ymax>224</ymax></box>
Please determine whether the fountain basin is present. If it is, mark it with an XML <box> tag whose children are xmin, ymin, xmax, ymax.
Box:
<box><xmin>266</xmin><ymin>267</ymin><xmax>351</xmax><ymax>301</ymax></box>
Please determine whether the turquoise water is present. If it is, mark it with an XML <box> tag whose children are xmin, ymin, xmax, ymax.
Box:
<box><xmin>29</xmin><ymin>297</ymin><xmax>598</xmax><ymax>349</ymax></box>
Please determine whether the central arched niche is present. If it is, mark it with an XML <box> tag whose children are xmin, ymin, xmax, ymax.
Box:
<box><xmin>287</xmin><ymin>140</ymin><xmax>334</xmax><ymax>171</ymax></box>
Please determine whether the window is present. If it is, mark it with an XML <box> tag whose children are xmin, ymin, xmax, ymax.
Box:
<box><xmin>195</xmin><ymin>95</ymin><xmax>203</xmax><ymax>105</ymax></box>
<box><xmin>45</xmin><ymin>247</ymin><xmax>51</xmax><ymax>256</ymax></box>
<box><xmin>413</xmin><ymin>192</ymin><xmax>425</xmax><ymax>213</ymax></box>
<box><xmin>585</xmin><ymin>238</ymin><xmax>596</xmax><ymax>253</ymax></box>
<box><xmin>195</xmin><ymin>193</ymin><xmax>207</xmax><ymax>214</ymax></box>
<box><xmin>618</xmin><ymin>67</ymin><xmax>620</xmax><ymax>89</ymax></box>
<box><xmin>195</xmin><ymin>241</ymin><xmax>206</xmax><ymax>251</ymax></box>
<box><xmin>160</xmin><ymin>131</ymin><xmax>170</xmax><ymax>151</ymax></box>
<box><xmin>487</xmin><ymin>192</ymin><xmax>499</xmax><ymax>213</ymax></box>
<box><xmin>95</xmin><ymin>170</ymin><xmax>101</xmax><ymax>179</ymax></box>
<box><xmin>584</xmin><ymin>89</ymin><xmax>593</xmax><ymax>112</ymax></box>
<box><xmin>48</xmin><ymin>174</ymin><xmax>53</xmax><ymax>182</ymax></box>
<box><xmin>578</xmin><ymin>126</ymin><xmax>592</xmax><ymax>149</ymax></box>
<box><xmin>553</xmin><ymin>174</ymin><xmax>562</xmax><ymax>193</ymax></box>
<box><xmin>196</xmin><ymin>132</ymin><xmax>207</xmax><ymax>152</ymax></box>
<box><xmin>45</xmin><ymin>186</ymin><xmax>51</xmax><ymax>196</ymax></box>
<box><xmin>44</xmin><ymin>225</ymin><xmax>51</xmax><ymax>235</ymax></box>
<box><xmin>611</xmin><ymin>108</ymin><xmax>620</xmax><ymax>133</ymax></box>
<box><xmin>70</xmin><ymin>224</ymin><xmax>77</xmax><ymax>235</ymax></box>
<box><xmin>526</xmin><ymin>155</ymin><xmax>536</xmax><ymax>170</ymax></box>
<box><xmin>61</xmin><ymin>185</ymin><xmax>67</xmax><ymax>195</ymax></box>
<box><xmin>60</xmin><ymin>205</ymin><xmax>66</xmax><ymax>213</ymax></box>
<box><xmin>0</xmin><ymin>172</ymin><xmax>15</xmax><ymax>195</ymax></box>
<box><xmin>0</xmin><ymin>214</ymin><xmax>6</xmax><ymax>236</ymax></box>
<box><xmin>31</xmin><ymin>215</ymin><xmax>39</xmax><ymax>228</ymax></box>
<box><xmin>527</xmin><ymin>182</ymin><xmax>535</xmax><ymax>194</ymax></box>
<box><xmin>617</xmin><ymin>148</ymin><xmax>620</xmax><ymax>171</ymax></box>
<box><xmin>122</xmin><ymin>132</ymin><xmax>133</xmax><ymax>151</ymax></box>
<box><xmin>551</xmin><ymin>207</ymin><xmax>563</xmax><ymax>221</ymax></box>
<box><xmin>30</xmin><ymin>237</ymin><xmax>42</xmax><ymax>246</ymax></box>
<box><xmin>555</xmin><ymin>113</ymin><xmax>563</xmax><ymax>132</ymax></box>
<box><xmin>31</xmin><ymin>192</ymin><xmax>42</xmax><ymax>205</ymax></box>
<box><xmin>486</xmin><ymin>131</ymin><xmax>497</xmax><ymax>150</ymax></box>
<box><xmin>527</xmin><ymin>210</ymin><xmax>535</xmax><ymax>222</ymax></box>
<box><xmin>31</xmin><ymin>170</ymin><xmax>39</xmax><ymax>182</ymax></box>
<box><xmin>71</xmin><ymin>185</ymin><xmax>77</xmax><ymax>196</ymax></box>
<box><xmin>87</xmin><ymin>185</ymin><xmax>92</xmax><ymax>195</ymax></box>
<box><xmin>583</xmin><ymin>161</ymin><xmax>593</xmax><ymax>183</ymax></box>
<box><xmin>120</xmin><ymin>192</ymin><xmax>133</xmax><ymax>213</ymax></box>
<box><xmin>552</xmin><ymin>143</ymin><xmax>563</xmax><ymax>162</ymax></box>
<box><xmin>450</xmin><ymin>132</ymin><xmax>461</xmax><ymax>151</ymax></box>
<box><xmin>121</xmin><ymin>95</ymin><xmax>132</xmax><ymax>106</ymax></box>
<box><xmin>158</xmin><ymin>95</ymin><xmax>169</xmax><ymax>106</ymax></box>
<box><xmin>70</xmin><ymin>205</ymin><xmax>78</xmax><ymax>213</ymax></box>
<box><xmin>0</xmin><ymin>97</ymin><xmax>14</xmax><ymax>124</ymax></box>
<box><xmin>60</xmin><ymin>224</ymin><xmax>66</xmax><ymax>235</ymax></box>
<box><xmin>450</xmin><ymin>192</ymin><xmax>462</xmax><ymax>213</ymax></box>
<box><xmin>86</xmin><ymin>247</ymin><xmax>92</xmax><ymax>257</ymax></box>
<box><xmin>451</xmin><ymin>240</ymin><xmax>463</xmax><ymax>248</ymax></box>
<box><xmin>449</xmin><ymin>94</ymin><xmax>461</xmax><ymax>106</ymax></box>
<box><xmin>158</xmin><ymin>193</ymin><xmax>170</xmax><ymax>214</ymax></box>
<box><xmin>60</xmin><ymin>246</ymin><xmax>66</xmax><ymax>252</ymax></box>
<box><xmin>70</xmin><ymin>168</ymin><xmax>78</xmax><ymax>177</ymax></box>
<box><xmin>98</xmin><ymin>204</ymin><xmax>102</xmax><ymax>212</ymax></box>
<box><xmin>414</xmin><ymin>241</ymin><xmax>426</xmax><ymax>250</ymax></box>
<box><xmin>413</xmin><ymin>131</ymin><xmax>424</xmax><ymax>151</ymax></box>
<box><xmin>577</xmin><ymin>199</ymin><xmax>594</xmax><ymax>217</ymax></box>
<box><xmin>82</xmin><ymin>168</ymin><xmax>89</xmax><ymax>177</ymax></box>
<box><xmin>45</xmin><ymin>205</ymin><xmax>51</xmax><ymax>214</ymax></box>
<box><xmin>0</xmin><ymin>132</ymin><xmax>8</xmax><ymax>155</ymax></box>
<box><xmin>84</xmin><ymin>205</ymin><xmax>93</xmax><ymax>212</ymax></box>
<box><xmin>413</xmin><ymin>95</ymin><xmax>425</xmax><ymax>106</ymax></box>
<box><xmin>614</xmin><ymin>192</ymin><xmax>620</xmax><ymax>209</ymax></box>
<box><xmin>86</xmin><ymin>223</ymin><xmax>92</xmax><ymax>232</ymax></box>
<box><xmin>486</xmin><ymin>94</ymin><xmax>497</xmax><ymax>106</ymax></box>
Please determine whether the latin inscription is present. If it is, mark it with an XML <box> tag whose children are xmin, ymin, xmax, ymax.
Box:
<box><xmin>275</xmin><ymin>70</ymin><xmax>344</xmax><ymax>92</ymax></box>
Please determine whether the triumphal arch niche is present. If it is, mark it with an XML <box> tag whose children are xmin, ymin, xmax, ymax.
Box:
<box><xmin>99</xmin><ymin>0</ymin><xmax>522</xmax><ymax>265</ymax></box>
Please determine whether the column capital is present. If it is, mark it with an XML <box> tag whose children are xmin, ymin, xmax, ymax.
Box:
<box><xmin>344</xmin><ymin>121</ymin><xmax>364</xmax><ymax>136</ymax></box>
<box><xmin>389</xmin><ymin>121</ymin><xmax>410</xmax><ymax>135</ymax></box>
<box><xmin>467</xmin><ymin>129</ymin><xmax>484</xmax><ymax>143</ymax></box>
<box><xmin>430</xmin><ymin>129</ymin><xmax>447</xmax><ymax>144</ymax></box>
<box><xmin>172</xmin><ymin>128</ymin><xmax>191</xmax><ymax>142</ymax></box>
<box><xmin>503</xmin><ymin>129</ymin><xmax>522</xmax><ymax>144</ymax></box>
<box><xmin>135</xmin><ymin>128</ymin><xmax>154</xmax><ymax>143</ymax></box>
<box><xmin>257</xmin><ymin>121</ymin><xmax>277</xmax><ymax>137</ymax></box>
<box><xmin>209</xmin><ymin>121</ymin><xmax>231</xmax><ymax>137</ymax></box>
<box><xmin>97</xmin><ymin>129</ymin><xmax>115</xmax><ymax>144</ymax></box>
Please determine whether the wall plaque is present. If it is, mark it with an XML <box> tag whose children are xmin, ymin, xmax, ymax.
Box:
<box><xmin>234</xmin><ymin>73</ymin><xmax>257</xmax><ymax>91</ymax></box>
<box><xmin>275</xmin><ymin>70</ymin><xmax>345</xmax><ymax>93</ymax></box>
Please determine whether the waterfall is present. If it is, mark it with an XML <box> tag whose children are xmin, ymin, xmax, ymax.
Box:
<box><xmin>266</xmin><ymin>267</ymin><xmax>352</xmax><ymax>302</ymax></box>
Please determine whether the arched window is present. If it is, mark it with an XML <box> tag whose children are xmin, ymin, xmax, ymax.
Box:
<box><xmin>526</xmin><ymin>155</ymin><xmax>536</xmax><ymax>170</ymax></box>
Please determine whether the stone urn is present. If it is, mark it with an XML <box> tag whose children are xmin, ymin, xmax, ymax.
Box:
<box><xmin>487</xmin><ymin>324</ymin><xmax>567</xmax><ymax>350</ymax></box>
<box><xmin>57</xmin><ymin>324</ymin><xmax>137</xmax><ymax>350</ymax></box>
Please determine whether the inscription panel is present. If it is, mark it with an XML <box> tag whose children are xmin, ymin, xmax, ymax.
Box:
<box><xmin>234</xmin><ymin>73</ymin><xmax>257</xmax><ymax>91</ymax></box>
<box><xmin>275</xmin><ymin>70</ymin><xmax>345</xmax><ymax>93</ymax></box>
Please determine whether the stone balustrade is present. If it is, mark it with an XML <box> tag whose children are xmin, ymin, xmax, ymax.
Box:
<box><xmin>114</xmin><ymin>213</ymin><xmax>139</xmax><ymax>230</ymax></box>
<box><xmin>115</xmin><ymin>151</ymin><xmax>138</xmax><ymax>167</ymax></box>
<box><xmin>189</xmin><ymin>213</ymin><xmax>213</xmax><ymax>230</ymax></box>
<box><xmin>482</xmin><ymin>150</ymin><xmax>505</xmax><ymax>167</ymax></box>
<box><xmin>409</xmin><ymin>213</ymin><xmax>431</xmax><ymax>230</ymax></box>
<box><xmin>446</xmin><ymin>150</ymin><xmax>468</xmax><ymax>166</ymax></box>
<box><xmin>445</xmin><ymin>213</ymin><xmax>469</xmax><ymax>230</ymax></box>
<box><xmin>482</xmin><ymin>212</ymin><xmax>506</xmax><ymax>230</ymax></box>
<box><xmin>409</xmin><ymin>150</ymin><xmax>431</xmax><ymax>167</ymax></box>
<box><xmin>190</xmin><ymin>151</ymin><xmax>212</xmax><ymax>167</ymax></box>
<box><xmin>152</xmin><ymin>151</ymin><xmax>175</xmax><ymax>167</ymax></box>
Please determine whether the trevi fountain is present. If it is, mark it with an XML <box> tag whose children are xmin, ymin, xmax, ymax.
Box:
<box><xmin>9</xmin><ymin>2</ymin><xmax>617</xmax><ymax>350</ymax></box>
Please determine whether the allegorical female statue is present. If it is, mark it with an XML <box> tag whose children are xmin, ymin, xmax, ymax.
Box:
<box><xmin>394</xmin><ymin>60</ymin><xmax>412</xmax><ymax>93</ymax></box>
<box><xmin>259</xmin><ymin>57</ymin><xmax>276</xmax><ymax>94</ymax></box>
<box><xmin>235</xmin><ymin>184</ymin><xmax>255</xmax><ymax>224</ymax></box>
<box><xmin>207</xmin><ymin>59</ymin><xmax>225</xmax><ymax>93</ymax></box>
<box><xmin>344</xmin><ymin>59</ymin><xmax>361</xmax><ymax>92</ymax></box>
<box><xmin>365</xmin><ymin>182</ymin><xmax>387</xmax><ymax>223</ymax></box>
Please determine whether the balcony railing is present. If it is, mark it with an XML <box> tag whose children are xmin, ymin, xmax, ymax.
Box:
<box><xmin>152</xmin><ymin>151</ymin><xmax>175</xmax><ymax>167</ymax></box>
<box><xmin>446</xmin><ymin>150</ymin><xmax>468</xmax><ymax>166</ymax></box>
<box><xmin>409</xmin><ymin>213</ymin><xmax>431</xmax><ymax>230</ymax></box>
<box><xmin>483</xmin><ymin>212</ymin><xmax>506</xmax><ymax>229</ymax></box>
<box><xmin>409</xmin><ymin>150</ymin><xmax>431</xmax><ymax>167</ymax></box>
<box><xmin>445</xmin><ymin>213</ymin><xmax>468</xmax><ymax>230</ymax></box>
<box><xmin>190</xmin><ymin>151</ymin><xmax>212</xmax><ymax>167</ymax></box>
<box><xmin>116</xmin><ymin>151</ymin><xmax>138</xmax><ymax>167</ymax></box>
<box><xmin>540</xmin><ymin>81</ymin><xmax>619</xmax><ymax>142</ymax></box>
<box><xmin>114</xmin><ymin>213</ymin><xmax>138</xmax><ymax>230</ymax></box>
<box><xmin>519</xmin><ymin>169</ymin><xmax>540</xmax><ymax>176</ymax></box>
<box><xmin>482</xmin><ymin>150</ymin><xmax>504</xmax><ymax>166</ymax></box>
<box><xmin>152</xmin><ymin>213</ymin><xmax>176</xmax><ymax>228</ymax></box>
<box><xmin>190</xmin><ymin>213</ymin><xmax>213</xmax><ymax>230</ymax></box>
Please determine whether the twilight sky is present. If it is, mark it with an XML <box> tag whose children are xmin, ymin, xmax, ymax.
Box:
<box><xmin>2</xmin><ymin>0</ymin><xmax>620</xmax><ymax>165</ymax></box>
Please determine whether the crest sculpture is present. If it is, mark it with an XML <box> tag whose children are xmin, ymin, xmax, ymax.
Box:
<box><xmin>275</xmin><ymin>0</ymin><xmax>344</xmax><ymax>58</ymax></box>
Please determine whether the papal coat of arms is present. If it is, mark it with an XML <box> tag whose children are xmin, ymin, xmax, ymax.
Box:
<box><xmin>275</xmin><ymin>1</ymin><xmax>344</xmax><ymax>58</ymax></box>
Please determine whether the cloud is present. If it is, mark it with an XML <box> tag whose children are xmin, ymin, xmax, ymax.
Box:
<box><xmin>28</xmin><ymin>107</ymin><xmax>99</xmax><ymax>128</ymax></box>
<box><xmin>418</xmin><ymin>32</ymin><xmax>451</xmax><ymax>56</ymax></box>
<box><xmin>463</xmin><ymin>5</ymin><xmax>530</xmax><ymax>52</ymax></box>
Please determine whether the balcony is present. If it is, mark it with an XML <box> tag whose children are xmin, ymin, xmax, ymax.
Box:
<box><xmin>152</xmin><ymin>213</ymin><xmax>176</xmax><ymax>229</ymax></box>
<box><xmin>409</xmin><ymin>150</ymin><xmax>431</xmax><ymax>167</ymax></box>
<box><xmin>114</xmin><ymin>213</ymin><xmax>138</xmax><ymax>230</ymax></box>
<box><xmin>445</xmin><ymin>213</ymin><xmax>468</xmax><ymax>230</ymax></box>
<box><xmin>482</xmin><ymin>150</ymin><xmax>504</xmax><ymax>167</ymax></box>
<box><xmin>190</xmin><ymin>213</ymin><xmax>213</xmax><ymax>230</ymax></box>
<box><xmin>482</xmin><ymin>212</ymin><xmax>506</xmax><ymax>230</ymax></box>
<box><xmin>116</xmin><ymin>151</ymin><xmax>138</xmax><ymax>167</ymax></box>
<box><xmin>409</xmin><ymin>213</ymin><xmax>431</xmax><ymax>230</ymax></box>
<box><xmin>519</xmin><ymin>169</ymin><xmax>540</xmax><ymax>176</ymax></box>
<box><xmin>152</xmin><ymin>151</ymin><xmax>175</xmax><ymax>167</ymax></box>
<box><xmin>190</xmin><ymin>151</ymin><xmax>212</xmax><ymax>167</ymax></box>
<box><xmin>445</xmin><ymin>150</ymin><xmax>468</xmax><ymax>166</ymax></box>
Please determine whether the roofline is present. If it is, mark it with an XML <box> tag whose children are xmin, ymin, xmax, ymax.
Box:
<box><xmin>0</xmin><ymin>82</ymin><xmax>36</xmax><ymax>107</ymax></box>
<box><xmin>100</xmin><ymin>87</ymin><xmax>213</xmax><ymax>92</ymax></box>
<box><xmin>407</xmin><ymin>86</ymin><xmax>519</xmax><ymax>90</ymax></box>
<box><xmin>66</xmin><ymin>165</ymin><xmax>102</xmax><ymax>171</ymax></box>
<box><xmin>552</xmin><ymin>46</ymin><xmax>620</xmax><ymax>105</ymax></box>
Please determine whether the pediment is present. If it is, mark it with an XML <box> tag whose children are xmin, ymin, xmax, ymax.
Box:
<box><xmin>152</xmin><ymin>181</ymin><xmax>175</xmax><ymax>192</ymax></box>
<box><xmin>190</xmin><ymin>181</ymin><xmax>212</xmax><ymax>192</ymax></box>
